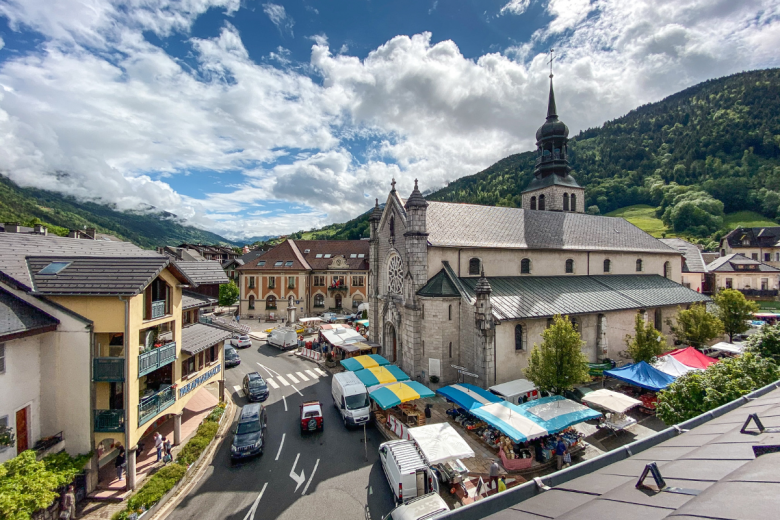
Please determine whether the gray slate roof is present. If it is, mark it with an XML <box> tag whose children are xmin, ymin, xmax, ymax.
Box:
<box><xmin>659</xmin><ymin>238</ymin><xmax>707</xmax><ymax>273</ymax></box>
<box><xmin>182</xmin><ymin>291</ymin><xmax>216</xmax><ymax>310</ymax></box>
<box><xmin>723</xmin><ymin>226</ymin><xmax>780</xmax><ymax>248</ymax></box>
<box><xmin>27</xmin><ymin>256</ymin><xmax>187</xmax><ymax>296</ymax></box>
<box><xmin>471</xmin><ymin>381</ymin><xmax>780</xmax><ymax>520</ymax></box>
<box><xmin>174</xmin><ymin>261</ymin><xmax>229</xmax><ymax>285</ymax></box>
<box><xmin>180</xmin><ymin>323</ymin><xmax>231</xmax><ymax>355</ymax></box>
<box><xmin>453</xmin><ymin>271</ymin><xmax>709</xmax><ymax>321</ymax></box>
<box><xmin>707</xmin><ymin>253</ymin><xmax>780</xmax><ymax>273</ymax></box>
<box><xmin>425</xmin><ymin>201</ymin><xmax>677</xmax><ymax>253</ymax></box>
<box><xmin>418</xmin><ymin>269</ymin><xmax>461</xmax><ymax>298</ymax></box>
<box><xmin>0</xmin><ymin>288</ymin><xmax>59</xmax><ymax>340</ymax></box>
<box><xmin>0</xmin><ymin>233</ymin><xmax>159</xmax><ymax>290</ymax></box>
<box><xmin>522</xmin><ymin>172</ymin><xmax>582</xmax><ymax>193</ymax></box>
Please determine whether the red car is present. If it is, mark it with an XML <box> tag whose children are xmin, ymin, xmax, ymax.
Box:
<box><xmin>300</xmin><ymin>401</ymin><xmax>323</xmax><ymax>432</ymax></box>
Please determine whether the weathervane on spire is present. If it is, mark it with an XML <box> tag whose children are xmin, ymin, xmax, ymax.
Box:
<box><xmin>547</xmin><ymin>48</ymin><xmax>555</xmax><ymax>79</ymax></box>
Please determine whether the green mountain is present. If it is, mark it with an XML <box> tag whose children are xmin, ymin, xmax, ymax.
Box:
<box><xmin>0</xmin><ymin>175</ymin><xmax>237</xmax><ymax>249</ymax></box>
<box><xmin>308</xmin><ymin>68</ymin><xmax>780</xmax><ymax>242</ymax></box>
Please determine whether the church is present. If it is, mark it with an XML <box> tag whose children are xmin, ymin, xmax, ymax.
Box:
<box><xmin>368</xmin><ymin>76</ymin><xmax>710</xmax><ymax>389</ymax></box>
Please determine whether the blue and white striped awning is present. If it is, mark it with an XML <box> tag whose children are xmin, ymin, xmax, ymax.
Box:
<box><xmin>436</xmin><ymin>383</ymin><xmax>502</xmax><ymax>411</ymax></box>
<box><xmin>470</xmin><ymin>401</ymin><xmax>548</xmax><ymax>443</ymax></box>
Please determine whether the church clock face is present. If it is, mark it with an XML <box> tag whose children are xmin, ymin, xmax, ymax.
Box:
<box><xmin>387</xmin><ymin>254</ymin><xmax>403</xmax><ymax>294</ymax></box>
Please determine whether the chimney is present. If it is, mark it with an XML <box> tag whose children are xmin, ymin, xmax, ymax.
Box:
<box><xmin>4</xmin><ymin>222</ymin><xmax>20</xmax><ymax>233</ymax></box>
<box><xmin>68</xmin><ymin>229</ymin><xmax>79</xmax><ymax>238</ymax></box>
<box><xmin>85</xmin><ymin>227</ymin><xmax>97</xmax><ymax>239</ymax></box>
<box><xmin>34</xmin><ymin>224</ymin><xmax>47</xmax><ymax>236</ymax></box>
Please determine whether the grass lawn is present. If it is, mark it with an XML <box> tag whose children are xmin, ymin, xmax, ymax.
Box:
<box><xmin>721</xmin><ymin>211</ymin><xmax>777</xmax><ymax>230</ymax></box>
<box><xmin>606</xmin><ymin>205</ymin><xmax>672</xmax><ymax>237</ymax></box>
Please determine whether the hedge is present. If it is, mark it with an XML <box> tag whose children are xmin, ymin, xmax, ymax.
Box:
<box><xmin>176</xmin><ymin>422</ymin><xmax>219</xmax><ymax>466</ymax></box>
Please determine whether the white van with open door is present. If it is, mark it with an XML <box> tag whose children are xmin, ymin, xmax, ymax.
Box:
<box><xmin>379</xmin><ymin>440</ymin><xmax>439</xmax><ymax>504</ymax></box>
<box><xmin>332</xmin><ymin>372</ymin><xmax>370</xmax><ymax>427</ymax></box>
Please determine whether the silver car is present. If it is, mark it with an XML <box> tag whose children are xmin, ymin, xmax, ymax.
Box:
<box><xmin>231</xmin><ymin>334</ymin><xmax>252</xmax><ymax>349</ymax></box>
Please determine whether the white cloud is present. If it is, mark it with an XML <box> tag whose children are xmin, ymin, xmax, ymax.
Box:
<box><xmin>500</xmin><ymin>0</ymin><xmax>531</xmax><ymax>16</ymax></box>
<box><xmin>262</xmin><ymin>3</ymin><xmax>294</xmax><ymax>37</ymax></box>
<box><xmin>0</xmin><ymin>37</ymin><xmax>4</xmax><ymax>51</ymax></box>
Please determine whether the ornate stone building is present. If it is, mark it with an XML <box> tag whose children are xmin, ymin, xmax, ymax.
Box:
<box><xmin>369</xmin><ymin>79</ymin><xmax>710</xmax><ymax>389</ymax></box>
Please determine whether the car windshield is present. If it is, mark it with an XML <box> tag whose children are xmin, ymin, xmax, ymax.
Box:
<box><xmin>239</xmin><ymin>336</ymin><xmax>250</xmax><ymax>341</ymax></box>
<box><xmin>304</xmin><ymin>411</ymin><xmax>319</xmax><ymax>418</ymax></box>
<box><xmin>237</xmin><ymin>421</ymin><xmax>261</xmax><ymax>435</ymax></box>
<box><xmin>248</xmin><ymin>380</ymin><xmax>266</xmax><ymax>389</ymax></box>
<box><xmin>226</xmin><ymin>350</ymin><xmax>238</xmax><ymax>358</ymax></box>
<box><xmin>345</xmin><ymin>393</ymin><xmax>369</xmax><ymax>410</ymax></box>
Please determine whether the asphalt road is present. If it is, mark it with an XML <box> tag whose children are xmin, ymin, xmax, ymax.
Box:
<box><xmin>166</xmin><ymin>340</ymin><xmax>396</xmax><ymax>520</ymax></box>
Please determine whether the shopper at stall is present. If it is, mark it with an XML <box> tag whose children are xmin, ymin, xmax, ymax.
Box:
<box><xmin>555</xmin><ymin>436</ymin><xmax>567</xmax><ymax>470</ymax></box>
<box><xmin>489</xmin><ymin>459</ymin><xmax>500</xmax><ymax>490</ymax></box>
<box><xmin>498</xmin><ymin>476</ymin><xmax>507</xmax><ymax>493</ymax></box>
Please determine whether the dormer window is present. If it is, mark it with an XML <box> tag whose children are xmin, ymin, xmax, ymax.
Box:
<box><xmin>304</xmin><ymin>249</ymin><xmax>310</xmax><ymax>253</ymax></box>
<box><xmin>324</xmin><ymin>254</ymin><xmax>331</xmax><ymax>258</ymax></box>
<box><xmin>316</xmin><ymin>254</ymin><xmax>323</xmax><ymax>258</ymax></box>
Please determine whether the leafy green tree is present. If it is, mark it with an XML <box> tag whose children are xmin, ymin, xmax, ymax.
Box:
<box><xmin>656</xmin><ymin>352</ymin><xmax>779</xmax><ymax>424</ymax></box>
<box><xmin>361</xmin><ymin>309</ymin><xmax>368</xmax><ymax>320</ymax></box>
<box><xmin>0</xmin><ymin>425</ymin><xmax>13</xmax><ymax>447</ymax></box>
<box><xmin>667</xmin><ymin>304</ymin><xmax>724</xmax><ymax>348</ymax></box>
<box><xmin>524</xmin><ymin>315</ymin><xmax>590</xmax><ymax>394</ymax></box>
<box><xmin>625</xmin><ymin>312</ymin><xmax>668</xmax><ymax>363</ymax></box>
<box><xmin>745</xmin><ymin>323</ymin><xmax>780</xmax><ymax>362</ymax></box>
<box><xmin>218</xmin><ymin>280</ymin><xmax>239</xmax><ymax>307</ymax></box>
<box><xmin>713</xmin><ymin>289</ymin><xmax>759</xmax><ymax>342</ymax></box>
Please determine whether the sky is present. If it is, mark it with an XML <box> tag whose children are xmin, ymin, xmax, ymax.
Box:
<box><xmin>0</xmin><ymin>0</ymin><xmax>778</xmax><ymax>241</ymax></box>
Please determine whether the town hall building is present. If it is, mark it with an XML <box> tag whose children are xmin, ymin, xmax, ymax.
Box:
<box><xmin>368</xmin><ymin>76</ymin><xmax>710</xmax><ymax>389</ymax></box>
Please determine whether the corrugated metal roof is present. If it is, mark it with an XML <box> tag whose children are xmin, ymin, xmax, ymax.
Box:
<box><xmin>174</xmin><ymin>261</ymin><xmax>229</xmax><ymax>284</ymax></box>
<box><xmin>180</xmin><ymin>323</ymin><xmax>231</xmax><ymax>355</ymax></box>
<box><xmin>181</xmin><ymin>291</ymin><xmax>216</xmax><ymax>310</ymax></box>
<box><xmin>418</xmin><ymin>269</ymin><xmax>461</xmax><ymax>297</ymax></box>
<box><xmin>659</xmin><ymin>238</ymin><xmax>707</xmax><ymax>273</ymax></box>
<box><xmin>0</xmin><ymin>287</ymin><xmax>59</xmax><ymax>340</ymax></box>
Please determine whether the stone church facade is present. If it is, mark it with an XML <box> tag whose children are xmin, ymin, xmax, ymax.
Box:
<box><xmin>368</xmin><ymin>78</ymin><xmax>710</xmax><ymax>389</ymax></box>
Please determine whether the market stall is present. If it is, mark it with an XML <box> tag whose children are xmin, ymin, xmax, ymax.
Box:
<box><xmin>516</xmin><ymin>396</ymin><xmax>602</xmax><ymax>435</ymax></box>
<box><xmin>604</xmin><ymin>361</ymin><xmax>675</xmax><ymax>392</ymax></box>
<box><xmin>581</xmin><ymin>389</ymin><xmax>642</xmax><ymax>433</ymax></box>
<box><xmin>408</xmin><ymin>423</ymin><xmax>474</xmax><ymax>487</ymax></box>
<box><xmin>661</xmin><ymin>347</ymin><xmax>718</xmax><ymax>369</ymax></box>
<box><xmin>709</xmin><ymin>342</ymin><xmax>745</xmax><ymax>356</ymax></box>
<box><xmin>340</xmin><ymin>354</ymin><xmax>390</xmax><ymax>371</ymax></box>
<box><xmin>653</xmin><ymin>355</ymin><xmax>701</xmax><ymax>377</ymax></box>
<box><xmin>354</xmin><ymin>365</ymin><xmax>410</xmax><ymax>387</ymax></box>
<box><xmin>437</xmin><ymin>383</ymin><xmax>502</xmax><ymax>411</ymax></box>
<box><xmin>355</xmin><ymin>319</ymin><xmax>370</xmax><ymax>334</ymax></box>
<box><xmin>469</xmin><ymin>401</ymin><xmax>548</xmax><ymax>443</ymax></box>
<box><xmin>321</xmin><ymin>327</ymin><xmax>369</xmax><ymax>359</ymax></box>
<box><xmin>371</xmin><ymin>381</ymin><xmax>436</xmax><ymax>429</ymax></box>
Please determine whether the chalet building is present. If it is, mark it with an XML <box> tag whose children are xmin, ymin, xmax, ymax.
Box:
<box><xmin>706</xmin><ymin>253</ymin><xmax>780</xmax><ymax>300</ymax></box>
<box><xmin>237</xmin><ymin>240</ymin><xmax>369</xmax><ymax>318</ymax></box>
<box><xmin>222</xmin><ymin>249</ymin><xmax>268</xmax><ymax>282</ymax></box>
<box><xmin>660</xmin><ymin>238</ymin><xmax>709</xmax><ymax>293</ymax></box>
<box><xmin>159</xmin><ymin>244</ymin><xmax>238</xmax><ymax>263</ymax></box>
<box><xmin>720</xmin><ymin>227</ymin><xmax>780</xmax><ymax>268</ymax></box>
<box><xmin>368</xmin><ymin>76</ymin><xmax>709</xmax><ymax>389</ymax></box>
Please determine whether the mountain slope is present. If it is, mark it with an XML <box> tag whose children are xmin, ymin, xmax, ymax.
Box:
<box><xmin>0</xmin><ymin>175</ymin><xmax>237</xmax><ymax>249</ymax></box>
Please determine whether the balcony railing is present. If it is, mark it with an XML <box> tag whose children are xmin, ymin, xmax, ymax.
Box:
<box><xmin>94</xmin><ymin>409</ymin><xmax>125</xmax><ymax>432</ymax></box>
<box><xmin>93</xmin><ymin>357</ymin><xmax>125</xmax><ymax>382</ymax></box>
<box><xmin>138</xmin><ymin>342</ymin><xmax>177</xmax><ymax>377</ymax></box>
<box><xmin>139</xmin><ymin>385</ymin><xmax>176</xmax><ymax>426</ymax></box>
<box><xmin>151</xmin><ymin>300</ymin><xmax>166</xmax><ymax>319</ymax></box>
<box><xmin>328</xmin><ymin>285</ymin><xmax>349</xmax><ymax>292</ymax></box>
<box><xmin>738</xmin><ymin>288</ymin><xmax>779</xmax><ymax>297</ymax></box>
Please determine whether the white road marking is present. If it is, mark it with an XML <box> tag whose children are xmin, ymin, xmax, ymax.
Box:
<box><xmin>267</xmin><ymin>378</ymin><xmax>279</xmax><ymax>389</ymax></box>
<box><xmin>314</xmin><ymin>368</ymin><xmax>327</xmax><ymax>376</ymax></box>
<box><xmin>291</xmin><ymin>385</ymin><xmax>303</xmax><ymax>397</ymax></box>
<box><xmin>287</xmin><ymin>373</ymin><xmax>300</xmax><ymax>384</ymax></box>
<box><xmin>302</xmin><ymin>459</ymin><xmax>320</xmax><ymax>495</ymax></box>
<box><xmin>305</xmin><ymin>370</ymin><xmax>318</xmax><ymax>379</ymax></box>
<box><xmin>257</xmin><ymin>363</ymin><xmax>280</xmax><ymax>377</ymax></box>
<box><xmin>282</xmin><ymin>395</ymin><xmax>288</xmax><ymax>412</ymax></box>
<box><xmin>276</xmin><ymin>375</ymin><xmax>290</xmax><ymax>386</ymax></box>
<box><xmin>275</xmin><ymin>433</ymin><xmax>285</xmax><ymax>461</ymax></box>
<box><xmin>289</xmin><ymin>453</ymin><xmax>306</xmax><ymax>492</ymax></box>
<box><xmin>242</xmin><ymin>482</ymin><xmax>267</xmax><ymax>520</ymax></box>
<box><xmin>296</xmin><ymin>371</ymin><xmax>309</xmax><ymax>381</ymax></box>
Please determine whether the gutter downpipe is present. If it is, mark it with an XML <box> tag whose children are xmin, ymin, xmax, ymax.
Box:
<box><xmin>119</xmin><ymin>295</ymin><xmax>133</xmax><ymax>490</ymax></box>
<box><xmin>587</xmin><ymin>251</ymin><xmax>590</xmax><ymax>276</ymax></box>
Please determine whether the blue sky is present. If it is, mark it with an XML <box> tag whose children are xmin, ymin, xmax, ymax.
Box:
<box><xmin>0</xmin><ymin>0</ymin><xmax>778</xmax><ymax>240</ymax></box>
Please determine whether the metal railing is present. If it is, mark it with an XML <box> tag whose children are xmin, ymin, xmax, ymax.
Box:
<box><xmin>327</xmin><ymin>285</ymin><xmax>349</xmax><ymax>291</ymax></box>
<box><xmin>138</xmin><ymin>385</ymin><xmax>176</xmax><ymax>426</ymax></box>
<box><xmin>138</xmin><ymin>342</ymin><xmax>177</xmax><ymax>377</ymax></box>
<box><xmin>94</xmin><ymin>409</ymin><xmax>125</xmax><ymax>432</ymax></box>
<box><xmin>738</xmin><ymin>289</ymin><xmax>779</xmax><ymax>297</ymax></box>
<box><xmin>93</xmin><ymin>357</ymin><xmax>125</xmax><ymax>382</ymax></box>
<box><xmin>33</xmin><ymin>431</ymin><xmax>63</xmax><ymax>453</ymax></box>
<box><xmin>151</xmin><ymin>300</ymin><xmax>166</xmax><ymax>319</ymax></box>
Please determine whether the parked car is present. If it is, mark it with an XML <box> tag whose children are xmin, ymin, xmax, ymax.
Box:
<box><xmin>382</xmin><ymin>493</ymin><xmax>449</xmax><ymax>520</ymax></box>
<box><xmin>243</xmin><ymin>372</ymin><xmax>269</xmax><ymax>402</ymax></box>
<box><xmin>267</xmin><ymin>328</ymin><xmax>298</xmax><ymax>350</ymax></box>
<box><xmin>231</xmin><ymin>403</ymin><xmax>266</xmax><ymax>461</ymax></box>
<box><xmin>224</xmin><ymin>346</ymin><xmax>241</xmax><ymax>367</ymax></box>
<box><xmin>332</xmin><ymin>372</ymin><xmax>370</xmax><ymax>427</ymax></box>
<box><xmin>231</xmin><ymin>334</ymin><xmax>252</xmax><ymax>349</ymax></box>
<box><xmin>321</xmin><ymin>312</ymin><xmax>337</xmax><ymax>323</ymax></box>
<box><xmin>300</xmin><ymin>401</ymin><xmax>324</xmax><ymax>433</ymax></box>
<box><xmin>563</xmin><ymin>386</ymin><xmax>594</xmax><ymax>404</ymax></box>
<box><xmin>379</xmin><ymin>440</ymin><xmax>438</xmax><ymax>504</ymax></box>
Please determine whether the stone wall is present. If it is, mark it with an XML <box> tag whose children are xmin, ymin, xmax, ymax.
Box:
<box><xmin>521</xmin><ymin>185</ymin><xmax>585</xmax><ymax>213</ymax></box>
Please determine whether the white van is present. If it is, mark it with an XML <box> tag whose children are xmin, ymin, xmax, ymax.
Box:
<box><xmin>489</xmin><ymin>378</ymin><xmax>540</xmax><ymax>405</ymax></box>
<box><xmin>379</xmin><ymin>440</ymin><xmax>439</xmax><ymax>504</ymax></box>
<box><xmin>332</xmin><ymin>372</ymin><xmax>370</xmax><ymax>427</ymax></box>
<box><xmin>382</xmin><ymin>493</ymin><xmax>449</xmax><ymax>520</ymax></box>
<box><xmin>267</xmin><ymin>328</ymin><xmax>298</xmax><ymax>350</ymax></box>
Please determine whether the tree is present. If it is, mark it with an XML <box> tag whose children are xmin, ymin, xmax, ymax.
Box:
<box><xmin>524</xmin><ymin>315</ymin><xmax>590</xmax><ymax>394</ymax></box>
<box><xmin>745</xmin><ymin>323</ymin><xmax>780</xmax><ymax>362</ymax></box>
<box><xmin>361</xmin><ymin>309</ymin><xmax>368</xmax><ymax>320</ymax></box>
<box><xmin>218</xmin><ymin>280</ymin><xmax>239</xmax><ymax>307</ymax></box>
<box><xmin>666</xmin><ymin>304</ymin><xmax>724</xmax><ymax>348</ymax></box>
<box><xmin>625</xmin><ymin>312</ymin><xmax>668</xmax><ymax>363</ymax></box>
<box><xmin>713</xmin><ymin>289</ymin><xmax>759</xmax><ymax>342</ymax></box>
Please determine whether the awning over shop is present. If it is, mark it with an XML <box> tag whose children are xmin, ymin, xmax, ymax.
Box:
<box><xmin>408</xmin><ymin>423</ymin><xmax>475</xmax><ymax>464</ymax></box>
<box><xmin>340</xmin><ymin>354</ymin><xmax>390</xmax><ymax>371</ymax></box>
<box><xmin>354</xmin><ymin>365</ymin><xmax>410</xmax><ymax>387</ymax></box>
<box><xmin>437</xmin><ymin>384</ymin><xmax>502</xmax><ymax>411</ymax></box>
<box><xmin>470</xmin><ymin>402</ymin><xmax>548</xmax><ymax>443</ymax></box>
<box><xmin>581</xmin><ymin>389</ymin><xmax>642</xmax><ymax>414</ymax></box>
<box><xmin>709</xmin><ymin>342</ymin><xmax>745</xmax><ymax>354</ymax></box>
<box><xmin>654</xmin><ymin>355</ymin><xmax>701</xmax><ymax>377</ymax></box>
<box><xmin>321</xmin><ymin>327</ymin><xmax>364</xmax><ymax>346</ymax></box>
<box><xmin>604</xmin><ymin>361</ymin><xmax>676</xmax><ymax>392</ymax></box>
<box><xmin>369</xmin><ymin>381</ymin><xmax>435</xmax><ymax>410</ymax></box>
<box><xmin>662</xmin><ymin>347</ymin><xmax>718</xmax><ymax>369</ymax></box>
<box><xmin>517</xmin><ymin>396</ymin><xmax>602</xmax><ymax>434</ymax></box>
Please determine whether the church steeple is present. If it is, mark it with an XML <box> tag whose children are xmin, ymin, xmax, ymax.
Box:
<box><xmin>546</xmin><ymin>76</ymin><xmax>557</xmax><ymax>120</ymax></box>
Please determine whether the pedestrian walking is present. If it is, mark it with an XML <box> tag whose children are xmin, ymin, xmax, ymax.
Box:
<box><xmin>154</xmin><ymin>432</ymin><xmax>163</xmax><ymax>462</ymax></box>
<box><xmin>115</xmin><ymin>445</ymin><xmax>126</xmax><ymax>481</ymax></box>
<box><xmin>61</xmin><ymin>485</ymin><xmax>77</xmax><ymax>519</ymax></box>
<box><xmin>163</xmin><ymin>437</ymin><xmax>172</xmax><ymax>463</ymax></box>
<box><xmin>488</xmin><ymin>459</ymin><xmax>501</xmax><ymax>491</ymax></box>
<box><xmin>555</xmin><ymin>436</ymin><xmax>567</xmax><ymax>470</ymax></box>
<box><xmin>498</xmin><ymin>476</ymin><xmax>507</xmax><ymax>493</ymax></box>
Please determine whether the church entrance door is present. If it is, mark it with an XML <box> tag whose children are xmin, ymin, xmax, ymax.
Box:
<box><xmin>385</xmin><ymin>323</ymin><xmax>397</xmax><ymax>362</ymax></box>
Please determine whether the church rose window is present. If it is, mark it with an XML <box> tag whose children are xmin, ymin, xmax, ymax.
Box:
<box><xmin>565</xmin><ymin>259</ymin><xmax>574</xmax><ymax>273</ymax></box>
<box><xmin>468</xmin><ymin>258</ymin><xmax>481</xmax><ymax>275</ymax></box>
<box><xmin>387</xmin><ymin>254</ymin><xmax>403</xmax><ymax>294</ymax></box>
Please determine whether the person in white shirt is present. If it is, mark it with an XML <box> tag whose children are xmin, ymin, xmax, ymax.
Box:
<box><xmin>154</xmin><ymin>432</ymin><xmax>163</xmax><ymax>462</ymax></box>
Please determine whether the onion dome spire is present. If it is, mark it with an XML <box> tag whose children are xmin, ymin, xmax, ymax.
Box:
<box><xmin>404</xmin><ymin>179</ymin><xmax>428</xmax><ymax>209</ymax></box>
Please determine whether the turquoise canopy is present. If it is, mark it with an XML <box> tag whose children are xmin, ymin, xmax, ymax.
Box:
<box><xmin>340</xmin><ymin>354</ymin><xmax>390</xmax><ymax>371</ymax></box>
<box><xmin>369</xmin><ymin>381</ymin><xmax>435</xmax><ymax>410</ymax></box>
<box><xmin>353</xmin><ymin>365</ymin><xmax>410</xmax><ymax>387</ymax></box>
<box><xmin>516</xmin><ymin>395</ymin><xmax>602</xmax><ymax>434</ymax></box>
<box><xmin>436</xmin><ymin>384</ymin><xmax>502</xmax><ymax>411</ymax></box>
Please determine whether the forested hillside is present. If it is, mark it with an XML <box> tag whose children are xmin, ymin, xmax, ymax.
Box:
<box><xmin>312</xmin><ymin>68</ymin><xmax>780</xmax><ymax>243</ymax></box>
<box><xmin>0</xmin><ymin>175</ymin><xmax>236</xmax><ymax>249</ymax></box>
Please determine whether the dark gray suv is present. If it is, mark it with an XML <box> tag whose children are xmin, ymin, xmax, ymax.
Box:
<box><xmin>231</xmin><ymin>403</ymin><xmax>267</xmax><ymax>461</ymax></box>
<box><xmin>243</xmin><ymin>372</ymin><xmax>269</xmax><ymax>402</ymax></box>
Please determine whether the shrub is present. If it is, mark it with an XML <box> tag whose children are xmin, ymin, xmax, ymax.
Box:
<box><xmin>429</xmin><ymin>375</ymin><xmax>439</xmax><ymax>384</ymax></box>
<box><xmin>177</xmin><ymin>421</ymin><xmax>219</xmax><ymax>466</ymax></box>
<box><xmin>205</xmin><ymin>403</ymin><xmax>226</xmax><ymax>423</ymax></box>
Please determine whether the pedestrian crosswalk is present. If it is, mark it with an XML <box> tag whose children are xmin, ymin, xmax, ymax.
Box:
<box><xmin>286</xmin><ymin>373</ymin><xmax>300</xmax><ymax>384</ymax></box>
<box><xmin>235</xmin><ymin>366</ymin><xmax>329</xmax><ymax>397</ymax></box>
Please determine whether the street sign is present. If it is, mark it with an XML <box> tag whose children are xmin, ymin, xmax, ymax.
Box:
<box><xmin>458</xmin><ymin>370</ymin><xmax>479</xmax><ymax>379</ymax></box>
<box><xmin>451</xmin><ymin>364</ymin><xmax>467</xmax><ymax>371</ymax></box>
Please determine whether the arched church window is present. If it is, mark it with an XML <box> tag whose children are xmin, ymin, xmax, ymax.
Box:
<box><xmin>468</xmin><ymin>258</ymin><xmax>481</xmax><ymax>276</ymax></box>
<box><xmin>248</xmin><ymin>295</ymin><xmax>255</xmax><ymax>310</ymax></box>
<box><xmin>449</xmin><ymin>342</ymin><xmax>452</xmax><ymax>358</ymax></box>
<box><xmin>570</xmin><ymin>194</ymin><xmax>576</xmax><ymax>212</ymax></box>
<box><xmin>389</xmin><ymin>216</ymin><xmax>395</xmax><ymax>238</ymax></box>
<box><xmin>530</xmin><ymin>197</ymin><xmax>537</xmax><ymax>210</ymax></box>
<box><xmin>603</xmin><ymin>259</ymin><xmax>611</xmax><ymax>273</ymax></box>
<box><xmin>266</xmin><ymin>295</ymin><xmax>276</xmax><ymax>310</ymax></box>
<box><xmin>539</xmin><ymin>194</ymin><xmax>546</xmax><ymax>211</ymax></box>
<box><xmin>521</xmin><ymin>258</ymin><xmax>531</xmax><ymax>274</ymax></box>
<box><xmin>565</xmin><ymin>259</ymin><xmax>574</xmax><ymax>274</ymax></box>
<box><xmin>664</xmin><ymin>261</ymin><xmax>672</xmax><ymax>279</ymax></box>
<box><xmin>515</xmin><ymin>324</ymin><xmax>525</xmax><ymax>351</ymax></box>
<box><xmin>387</xmin><ymin>254</ymin><xmax>403</xmax><ymax>294</ymax></box>
<box><xmin>553</xmin><ymin>148</ymin><xmax>561</xmax><ymax>159</ymax></box>
<box><xmin>563</xmin><ymin>193</ymin><xmax>569</xmax><ymax>211</ymax></box>
<box><xmin>314</xmin><ymin>294</ymin><xmax>324</xmax><ymax>308</ymax></box>
<box><xmin>448</xmin><ymin>304</ymin><xmax>452</xmax><ymax>321</ymax></box>
<box><xmin>569</xmin><ymin>316</ymin><xmax>579</xmax><ymax>332</ymax></box>
<box><xmin>636</xmin><ymin>259</ymin><xmax>643</xmax><ymax>272</ymax></box>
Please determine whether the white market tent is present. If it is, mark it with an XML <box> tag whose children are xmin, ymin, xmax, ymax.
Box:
<box><xmin>654</xmin><ymin>355</ymin><xmax>702</xmax><ymax>377</ymax></box>
<box><xmin>408</xmin><ymin>423</ymin><xmax>475</xmax><ymax>464</ymax></box>
<box><xmin>299</xmin><ymin>317</ymin><xmax>323</xmax><ymax>324</ymax></box>
<box><xmin>709</xmin><ymin>342</ymin><xmax>745</xmax><ymax>355</ymax></box>
<box><xmin>581</xmin><ymin>389</ymin><xmax>642</xmax><ymax>414</ymax></box>
<box><xmin>321</xmin><ymin>327</ymin><xmax>364</xmax><ymax>346</ymax></box>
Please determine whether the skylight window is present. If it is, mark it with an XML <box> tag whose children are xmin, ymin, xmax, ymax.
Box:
<box><xmin>285</xmin><ymin>261</ymin><xmax>293</xmax><ymax>266</ymax></box>
<box><xmin>324</xmin><ymin>254</ymin><xmax>331</xmax><ymax>258</ymax></box>
<box><xmin>304</xmin><ymin>249</ymin><xmax>310</xmax><ymax>253</ymax></box>
<box><xmin>350</xmin><ymin>254</ymin><xmax>357</xmax><ymax>258</ymax></box>
<box><xmin>316</xmin><ymin>254</ymin><xmax>323</xmax><ymax>258</ymax></box>
<box><xmin>38</xmin><ymin>261</ymin><xmax>71</xmax><ymax>275</ymax></box>
<box><xmin>358</xmin><ymin>254</ymin><xmax>365</xmax><ymax>258</ymax></box>
<box><xmin>258</xmin><ymin>261</ymin><xmax>266</xmax><ymax>266</ymax></box>
<box><xmin>275</xmin><ymin>261</ymin><xmax>283</xmax><ymax>266</ymax></box>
